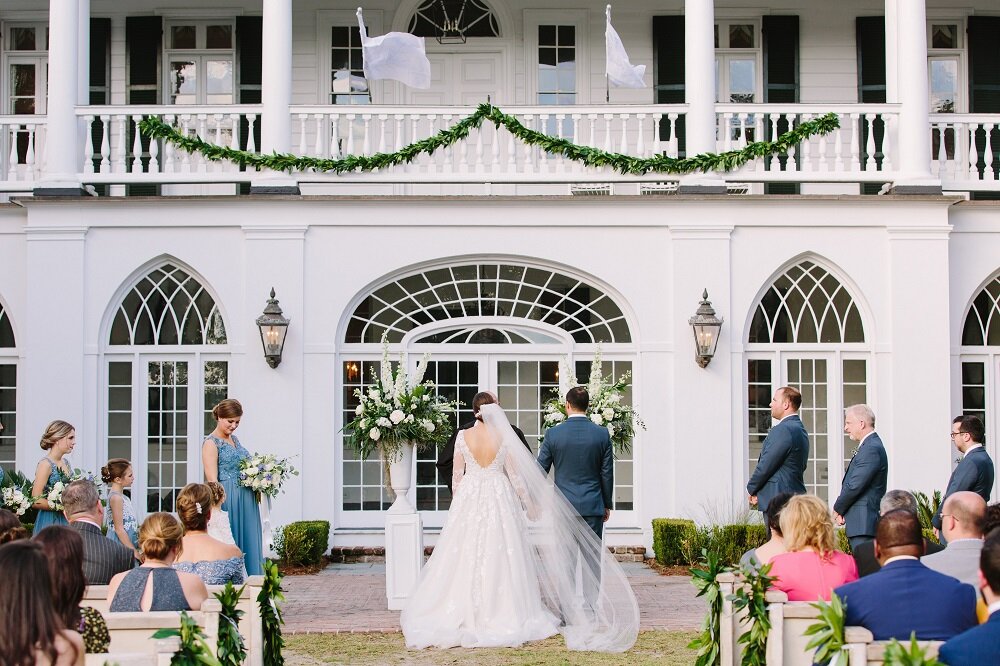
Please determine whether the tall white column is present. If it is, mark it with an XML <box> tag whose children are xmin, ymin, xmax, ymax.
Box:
<box><xmin>680</xmin><ymin>0</ymin><xmax>726</xmax><ymax>193</ymax></box>
<box><xmin>36</xmin><ymin>0</ymin><xmax>86</xmax><ymax>195</ymax></box>
<box><xmin>891</xmin><ymin>0</ymin><xmax>941</xmax><ymax>192</ymax></box>
<box><xmin>251</xmin><ymin>0</ymin><xmax>299</xmax><ymax>194</ymax></box>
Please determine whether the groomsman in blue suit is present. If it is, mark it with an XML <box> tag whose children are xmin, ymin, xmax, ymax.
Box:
<box><xmin>933</xmin><ymin>415</ymin><xmax>995</xmax><ymax>536</ymax></box>
<box><xmin>833</xmin><ymin>404</ymin><xmax>889</xmax><ymax>551</ymax></box>
<box><xmin>747</xmin><ymin>386</ymin><xmax>809</xmax><ymax>519</ymax></box>
<box><xmin>938</xmin><ymin>531</ymin><xmax>1000</xmax><ymax>665</ymax></box>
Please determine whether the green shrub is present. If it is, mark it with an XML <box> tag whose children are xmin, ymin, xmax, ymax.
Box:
<box><xmin>652</xmin><ymin>518</ymin><xmax>697</xmax><ymax>565</ymax></box>
<box><xmin>704</xmin><ymin>523</ymin><xmax>767</xmax><ymax>566</ymax></box>
<box><xmin>913</xmin><ymin>490</ymin><xmax>942</xmax><ymax>532</ymax></box>
<box><xmin>274</xmin><ymin>520</ymin><xmax>330</xmax><ymax>566</ymax></box>
<box><xmin>836</xmin><ymin>528</ymin><xmax>851</xmax><ymax>554</ymax></box>
<box><xmin>653</xmin><ymin>519</ymin><xmax>767</xmax><ymax>567</ymax></box>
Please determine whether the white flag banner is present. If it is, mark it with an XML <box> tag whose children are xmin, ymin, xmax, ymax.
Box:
<box><xmin>357</xmin><ymin>7</ymin><xmax>431</xmax><ymax>90</ymax></box>
<box><xmin>605</xmin><ymin>5</ymin><xmax>646</xmax><ymax>89</ymax></box>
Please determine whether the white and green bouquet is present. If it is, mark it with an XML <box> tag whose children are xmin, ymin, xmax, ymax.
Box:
<box><xmin>541</xmin><ymin>348</ymin><xmax>645</xmax><ymax>456</ymax></box>
<box><xmin>342</xmin><ymin>339</ymin><xmax>457</xmax><ymax>462</ymax></box>
<box><xmin>238</xmin><ymin>454</ymin><xmax>299</xmax><ymax>500</ymax></box>
<box><xmin>1</xmin><ymin>486</ymin><xmax>32</xmax><ymax>516</ymax></box>
<box><xmin>47</xmin><ymin>468</ymin><xmax>99</xmax><ymax>512</ymax></box>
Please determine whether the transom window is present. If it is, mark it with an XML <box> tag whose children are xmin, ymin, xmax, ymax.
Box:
<box><xmin>346</xmin><ymin>262</ymin><xmax>631</xmax><ymax>345</ymax></box>
<box><xmin>165</xmin><ymin>21</ymin><xmax>235</xmax><ymax>105</ymax></box>
<box><xmin>413</xmin><ymin>327</ymin><xmax>560</xmax><ymax>344</ymax></box>
<box><xmin>408</xmin><ymin>0</ymin><xmax>501</xmax><ymax>38</ymax></box>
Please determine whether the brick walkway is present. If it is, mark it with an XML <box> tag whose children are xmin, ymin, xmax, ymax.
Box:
<box><xmin>283</xmin><ymin>562</ymin><xmax>706</xmax><ymax>634</ymax></box>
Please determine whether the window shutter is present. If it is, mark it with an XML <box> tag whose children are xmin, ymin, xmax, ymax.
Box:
<box><xmin>126</xmin><ymin>16</ymin><xmax>162</xmax><ymax>104</ymax></box>
<box><xmin>968</xmin><ymin>16</ymin><xmax>1000</xmax><ymax>113</ymax></box>
<box><xmin>236</xmin><ymin>16</ymin><xmax>263</xmax><ymax>104</ymax></box>
<box><xmin>652</xmin><ymin>16</ymin><xmax>685</xmax><ymax>153</ymax></box>
<box><xmin>763</xmin><ymin>16</ymin><xmax>798</xmax><ymax>103</ymax></box>
<box><xmin>855</xmin><ymin>16</ymin><xmax>886</xmax><ymax>103</ymax></box>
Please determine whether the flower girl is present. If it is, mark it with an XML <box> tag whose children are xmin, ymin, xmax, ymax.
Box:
<box><xmin>101</xmin><ymin>458</ymin><xmax>141</xmax><ymax>561</ymax></box>
<box><xmin>206</xmin><ymin>481</ymin><xmax>237</xmax><ymax>545</ymax></box>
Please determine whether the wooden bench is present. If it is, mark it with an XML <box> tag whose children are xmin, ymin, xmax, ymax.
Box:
<box><xmin>84</xmin><ymin>638</ymin><xmax>178</xmax><ymax>665</ymax></box>
<box><xmin>99</xmin><ymin>599</ymin><xmax>221</xmax><ymax>656</ymax></box>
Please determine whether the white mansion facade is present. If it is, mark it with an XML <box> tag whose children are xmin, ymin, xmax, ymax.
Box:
<box><xmin>0</xmin><ymin>0</ymin><xmax>998</xmax><ymax>548</ymax></box>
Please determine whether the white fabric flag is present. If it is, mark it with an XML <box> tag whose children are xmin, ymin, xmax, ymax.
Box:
<box><xmin>605</xmin><ymin>5</ymin><xmax>646</xmax><ymax>89</ymax></box>
<box><xmin>357</xmin><ymin>7</ymin><xmax>431</xmax><ymax>90</ymax></box>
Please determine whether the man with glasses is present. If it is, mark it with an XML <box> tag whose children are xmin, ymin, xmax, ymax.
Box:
<box><xmin>923</xmin><ymin>491</ymin><xmax>987</xmax><ymax>587</ymax></box>
<box><xmin>932</xmin><ymin>415</ymin><xmax>995</xmax><ymax>537</ymax></box>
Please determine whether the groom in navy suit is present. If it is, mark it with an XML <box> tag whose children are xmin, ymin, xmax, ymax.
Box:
<box><xmin>747</xmin><ymin>386</ymin><xmax>809</xmax><ymax>518</ymax></box>
<box><xmin>537</xmin><ymin>386</ymin><xmax>614</xmax><ymax>539</ymax></box>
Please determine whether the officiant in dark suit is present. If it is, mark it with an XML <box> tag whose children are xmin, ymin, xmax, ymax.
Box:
<box><xmin>833</xmin><ymin>404</ymin><xmax>888</xmax><ymax>551</ymax></box>
<box><xmin>747</xmin><ymin>386</ymin><xmax>809</xmax><ymax>517</ymax></box>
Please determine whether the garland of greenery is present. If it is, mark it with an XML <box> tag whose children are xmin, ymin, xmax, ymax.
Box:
<box><xmin>687</xmin><ymin>549</ymin><xmax>726</xmax><ymax>666</ymax></box>
<box><xmin>883</xmin><ymin>635</ymin><xmax>942</xmax><ymax>666</ymax></box>
<box><xmin>215</xmin><ymin>583</ymin><xmax>248</xmax><ymax>666</ymax></box>
<box><xmin>139</xmin><ymin>105</ymin><xmax>840</xmax><ymax>177</ymax></box>
<box><xmin>258</xmin><ymin>560</ymin><xmax>286</xmax><ymax>666</ymax></box>
<box><xmin>152</xmin><ymin>611</ymin><xmax>223</xmax><ymax>666</ymax></box>
<box><xmin>803</xmin><ymin>593</ymin><xmax>850</xmax><ymax>666</ymax></box>
<box><xmin>731</xmin><ymin>563</ymin><xmax>776</xmax><ymax>666</ymax></box>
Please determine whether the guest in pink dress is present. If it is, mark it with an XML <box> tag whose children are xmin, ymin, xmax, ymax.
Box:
<box><xmin>769</xmin><ymin>495</ymin><xmax>859</xmax><ymax>601</ymax></box>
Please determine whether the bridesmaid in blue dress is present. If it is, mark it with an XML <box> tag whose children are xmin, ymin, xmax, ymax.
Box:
<box><xmin>31</xmin><ymin>420</ymin><xmax>76</xmax><ymax>535</ymax></box>
<box><xmin>202</xmin><ymin>399</ymin><xmax>263</xmax><ymax>575</ymax></box>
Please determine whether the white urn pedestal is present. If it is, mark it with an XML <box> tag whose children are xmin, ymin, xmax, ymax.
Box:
<box><xmin>383</xmin><ymin>442</ymin><xmax>424</xmax><ymax>611</ymax></box>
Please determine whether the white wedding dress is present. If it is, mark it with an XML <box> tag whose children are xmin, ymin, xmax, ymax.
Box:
<box><xmin>400</xmin><ymin>404</ymin><xmax>639</xmax><ymax>652</ymax></box>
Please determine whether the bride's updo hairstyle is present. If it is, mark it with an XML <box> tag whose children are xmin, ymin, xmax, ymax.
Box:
<box><xmin>471</xmin><ymin>392</ymin><xmax>497</xmax><ymax>421</ymax></box>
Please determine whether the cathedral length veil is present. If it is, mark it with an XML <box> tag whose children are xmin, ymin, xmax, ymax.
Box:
<box><xmin>479</xmin><ymin>403</ymin><xmax>640</xmax><ymax>652</ymax></box>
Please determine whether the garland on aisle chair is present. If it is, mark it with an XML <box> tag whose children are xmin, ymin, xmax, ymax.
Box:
<box><xmin>138</xmin><ymin>104</ymin><xmax>840</xmax><ymax>176</ymax></box>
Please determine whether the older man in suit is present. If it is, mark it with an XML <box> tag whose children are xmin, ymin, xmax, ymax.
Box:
<box><xmin>939</xmin><ymin>530</ymin><xmax>1000</xmax><ymax>665</ymax></box>
<box><xmin>922</xmin><ymin>491</ymin><xmax>987</xmax><ymax>587</ymax></box>
<box><xmin>537</xmin><ymin>386</ymin><xmax>614</xmax><ymax>540</ymax></box>
<box><xmin>933</xmin><ymin>415</ymin><xmax>994</xmax><ymax>536</ymax></box>
<box><xmin>853</xmin><ymin>490</ymin><xmax>944</xmax><ymax>577</ymax></box>
<box><xmin>834</xmin><ymin>509</ymin><xmax>978</xmax><ymax>641</ymax></box>
<box><xmin>833</xmin><ymin>404</ymin><xmax>889</xmax><ymax>551</ymax></box>
<box><xmin>62</xmin><ymin>479</ymin><xmax>134</xmax><ymax>584</ymax></box>
<box><xmin>747</xmin><ymin>386</ymin><xmax>809</xmax><ymax>520</ymax></box>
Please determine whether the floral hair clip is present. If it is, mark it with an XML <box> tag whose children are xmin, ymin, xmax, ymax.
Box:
<box><xmin>194</xmin><ymin>502</ymin><xmax>203</xmax><ymax>514</ymax></box>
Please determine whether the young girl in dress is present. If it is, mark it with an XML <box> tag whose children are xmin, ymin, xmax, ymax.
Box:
<box><xmin>101</xmin><ymin>459</ymin><xmax>141</xmax><ymax>561</ymax></box>
<box><xmin>205</xmin><ymin>481</ymin><xmax>236</xmax><ymax>545</ymax></box>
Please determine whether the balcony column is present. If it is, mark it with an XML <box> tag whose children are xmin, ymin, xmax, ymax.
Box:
<box><xmin>889</xmin><ymin>0</ymin><xmax>941</xmax><ymax>194</ymax></box>
<box><xmin>679</xmin><ymin>0</ymin><xmax>726</xmax><ymax>194</ymax></box>
<box><xmin>35</xmin><ymin>0</ymin><xmax>87</xmax><ymax>196</ymax></box>
<box><xmin>250</xmin><ymin>0</ymin><xmax>300</xmax><ymax>194</ymax></box>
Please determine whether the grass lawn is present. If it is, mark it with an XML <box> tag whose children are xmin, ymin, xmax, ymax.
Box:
<box><xmin>284</xmin><ymin>630</ymin><xmax>699</xmax><ymax>665</ymax></box>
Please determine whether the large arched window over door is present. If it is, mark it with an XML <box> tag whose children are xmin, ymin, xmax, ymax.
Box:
<box><xmin>340</xmin><ymin>260</ymin><xmax>637</xmax><ymax>531</ymax></box>
<box><xmin>103</xmin><ymin>262</ymin><xmax>229</xmax><ymax>514</ymax></box>
<box><xmin>745</xmin><ymin>259</ymin><xmax>870</xmax><ymax>502</ymax></box>
<box><xmin>0</xmin><ymin>303</ymin><xmax>16</xmax><ymax>474</ymax></box>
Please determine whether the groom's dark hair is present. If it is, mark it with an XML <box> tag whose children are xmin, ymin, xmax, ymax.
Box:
<box><xmin>566</xmin><ymin>386</ymin><xmax>589</xmax><ymax>412</ymax></box>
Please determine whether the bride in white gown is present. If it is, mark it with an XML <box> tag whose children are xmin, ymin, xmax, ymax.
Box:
<box><xmin>400</xmin><ymin>394</ymin><xmax>639</xmax><ymax>652</ymax></box>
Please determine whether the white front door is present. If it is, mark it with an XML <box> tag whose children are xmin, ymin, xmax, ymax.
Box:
<box><xmin>405</xmin><ymin>49</ymin><xmax>506</xmax><ymax>106</ymax></box>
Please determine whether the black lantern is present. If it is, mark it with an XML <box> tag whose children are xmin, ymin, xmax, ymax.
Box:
<box><xmin>256</xmin><ymin>288</ymin><xmax>289</xmax><ymax>368</ymax></box>
<box><xmin>435</xmin><ymin>0</ymin><xmax>469</xmax><ymax>44</ymax></box>
<box><xmin>688</xmin><ymin>289</ymin><xmax>724</xmax><ymax>368</ymax></box>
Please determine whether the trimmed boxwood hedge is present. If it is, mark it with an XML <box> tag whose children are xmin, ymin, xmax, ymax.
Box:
<box><xmin>275</xmin><ymin>520</ymin><xmax>330</xmax><ymax>566</ymax></box>
<box><xmin>652</xmin><ymin>518</ymin><xmax>697</xmax><ymax>565</ymax></box>
<box><xmin>653</xmin><ymin>519</ymin><xmax>768</xmax><ymax>567</ymax></box>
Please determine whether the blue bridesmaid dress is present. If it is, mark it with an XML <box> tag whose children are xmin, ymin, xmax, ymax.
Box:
<box><xmin>33</xmin><ymin>456</ymin><xmax>71</xmax><ymax>535</ymax></box>
<box><xmin>211</xmin><ymin>435</ymin><xmax>263</xmax><ymax>575</ymax></box>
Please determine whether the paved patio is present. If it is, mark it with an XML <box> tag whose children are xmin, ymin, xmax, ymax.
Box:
<box><xmin>283</xmin><ymin>562</ymin><xmax>706</xmax><ymax>634</ymax></box>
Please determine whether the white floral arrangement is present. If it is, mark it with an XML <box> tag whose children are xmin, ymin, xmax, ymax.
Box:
<box><xmin>342</xmin><ymin>338</ymin><xmax>457</xmax><ymax>462</ymax></box>
<box><xmin>46</xmin><ymin>468</ymin><xmax>99</xmax><ymax>512</ymax></box>
<box><xmin>238</xmin><ymin>454</ymin><xmax>299</xmax><ymax>500</ymax></box>
<box><xmin>541</xmin><ymin>348</ymin><xmax>646</xmax><ymax>456</ymax></box>
<box><xmin>1</xmin><ymin>486</ymin><xmax>32</xmax><ymax>516</ymax></box>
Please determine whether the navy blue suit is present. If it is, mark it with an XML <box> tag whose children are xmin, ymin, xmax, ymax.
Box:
<box><xmin>833</xmin><ymin>433</ymin><xmax>888</xmax><ymax>544</ymax></box>
<box><xmin>537</xmin><ymin>415</ymin><xmax>613</xmax><ymax>538</ymax></box>
<box><xmin>933</xmin><ymin>446</ymin><xmax>995</xmax><ymax>530</ymax></box>
<box><xmin>746</xmin><ymin>414</ymin><xmax>809</xmax><ymax>512</ymax></box>
<box><xmin>939</xmin><ymin>611</ymin><xmax>1000</xmax><ymax>666</ymax></box>
<box><xmin>834</xmin><ymin>559</ymin><xmax>978</xmax><ymax>641</ymax></box>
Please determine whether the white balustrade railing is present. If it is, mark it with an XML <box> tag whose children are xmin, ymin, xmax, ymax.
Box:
<box><xmin>0</xmin><ymin>116</ymin><xmax>46</xmax><ymax>189</ymax></box>
<box><xmin>930</xmin><ymin>114</ymin><xmax>1000</xmax><ymax>190</ymax></box>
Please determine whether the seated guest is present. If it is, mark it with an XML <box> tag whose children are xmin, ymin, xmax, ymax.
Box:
<box><xmin>835</xmin><ymin>509</ymin><xmax>977</xmax><ymax>641</ymax></box>
<box><xmin>0</xmin><ymin>507</ymin><xmax>28</xmax><ymax>544</ymax></box>
<box><xmin>768</xmin><ymin>494</ymin><xmax>858</xmax><ymax>600</ymax></box>
<box><xmin>173</xmin><ymin>483</ymin><xmax>246</xmax><ymax>585</ymax></box>
<box><xmin>922</xmin><ymin>491</ymin><xmax>987</xmax><ymax>587</ymax></box>
<box><xmin>107</xmin><ymin>513</ymin><xmax>208</xmax><ymax>612</ymax></box>
<box><xmin>0</xmin><ymin>540</ymin><xmax>84</xmax><ymax>666</ymax></box>
<box><xmin>740</xmin><ymin>492</ymin><xmax>792</xmax><ymax>568</ymax></box>
<box><xmin>939</xmin><ymin>531</ymin><xmax>1000</xmax><ymax>665</ymax></box>
<box><xmin>983</xmin><ymin>503</ymin><xmax>1000</xmax><ymax>536</ymax></box>
<box><xmin>62</xmin><ymin>480</ymin><xmax>134</xmax><ymax>585</ymax></box>
<box><xmin>33</xmin><ymin>526</ymin><xmax>110</xmax><ymax>654</ymax></box>
<box><xmin>853</xmin><ymin>490</ymin><xmax>944</xmax><ymax>577</ymax></box>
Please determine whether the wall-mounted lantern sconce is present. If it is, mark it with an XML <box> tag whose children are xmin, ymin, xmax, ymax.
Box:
<box><xmin>256</xmin><ymin>288</ymin><xmax>289</xmax><ymax>368</ymax></box>
<box><xmin>689</xmin><ymin>289</ymin><xmax>724</xmax><ymax>368</ymax></box>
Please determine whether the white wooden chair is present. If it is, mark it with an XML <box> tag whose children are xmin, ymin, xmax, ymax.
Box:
<box><xmin>102</xmin><ymin>598</ymin><xmax>221</xmax><ymax>656</ymax></box>
<box><xmin>84</xmin><ymin>637</ymin><xmax>178</xmax><ymax>665</ymax></box>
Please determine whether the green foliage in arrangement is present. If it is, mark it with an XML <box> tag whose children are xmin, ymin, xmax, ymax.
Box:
<box><xmin>913</xmin><ymin>490</ymin><xmax>943</xmax><ymax>535</ymax></box>
<box><xmin>259</xmin><ymin>559</ymin><xmax>286</xmax><ymax>666</ymax></box>
<box><xmin>652</xmin><ymin>519</ymin><xmax>697</xmax><ymax>565</ymax></box>
<box><xmin>214</xmin><ymin>583</ymin><xmax>247</xmax><ymax>666</ymax></box>
<box><xmin>732</xmin><ymin>563</ymin><xmax>776</xmax><ymax>666</ymax></box>
<box><xmin>152</xmin><ymin>611</ymin><xmax>223</xmax><ymax>666</ymax></box>
<box><xmin>274</xmin><ymin>520</ymin><xmax>330</xmax><ymax>567</ymax></box>
<box><xmin>835</xmin><ymin>528</ymin><xmax>852</xmax><ymax>555</ymax></box>
<box><xmin>803</xmin><ymin>594</ymin><xmax>849</xmax><ymax>666</ymax></box>
<box><xmin>687</xmin><ymin>550</ymin><xmax>727</xmax><ymax>666</ymax></box>
<box><xmin>882</xmin><ymin>635</ymin><xmax>942</xmax><ymax>666</ymax></box>
<box><xmin>140</xmin><ymin>105</ymin><xmax>840</xmax><ymax>177</ymax></box>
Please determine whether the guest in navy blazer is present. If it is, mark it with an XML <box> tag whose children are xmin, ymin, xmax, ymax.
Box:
<box><xmin>933</xmin><ymin>415</ymin><xmax>994</xmax><ymax>534</ymax></box>
<box><xmin>834</xmin><ymin>509</ymin><xmax>977</xmax><ymax>641</ymax></box>
<box><xmin>833</xmin><ymin>404</ymin><xmax>888</xmax><ymax>551</ymax></box>
<box><xmin>939</xmin><ymin>530</ymin><xmax>1000</xmax><ymax>665</ymax></box>
<box><xmin>747</xmin><ymin>386</ymin><xmax>809</xmax><ymax>515</ymax></box>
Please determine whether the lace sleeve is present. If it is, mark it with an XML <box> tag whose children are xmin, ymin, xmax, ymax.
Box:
<box><xmin>503</xmin><ymin>452</ymin><xmax>536</xmax><ymax>518</ymax></box>
<box><xmin>452</xmin><ymin>446</ymin><xmax>465</xmax><ymax>492</ymax></box>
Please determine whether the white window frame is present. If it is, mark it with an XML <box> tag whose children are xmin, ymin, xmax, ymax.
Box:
<box><xmin>926</xmin><ymin>18</ymin><xmax>966</xmax><ymax>114</ymax></box>
<box><xmin>1</xmin><ymin>21</ymin><xmax>49</xmax><ymax>116</ymax></box>
<box><xmin>163</xmin><ymin>19</ymin><xmax>236</xmax><ymax>106</ymax></box>
<box><xmin>714</xmin><ymin>19</ymin><xmax>762</xmax><ymax>105</ymax></box>
<box><xmin>523</xmin><ymin>10</ymin><xmax>589</xmax><ymax>105</ymax></box>
<box><xmin>317</xmin><ymin>10</ymin><xmax>383</xmax><ymax>105</ymax></box>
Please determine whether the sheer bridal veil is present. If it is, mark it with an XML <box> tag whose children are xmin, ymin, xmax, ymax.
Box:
<box><xmin>479</xmin><ymin>403</ymin><xmax>640</xmax><ymax>652</ymax></box>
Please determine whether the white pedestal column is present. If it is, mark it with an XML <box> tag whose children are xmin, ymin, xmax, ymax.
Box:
<box><xmin>679</xmin><ymin>0</ymin><xmax>726</xmax><ymax>194</ymax></box>
<box><xmin>36</xmin><ymin>0</ymin><xmax>86</xmax><ymax>195</ymax></box>
<box><xmin>251</xmin><ymin>0</ymin><xmax>299</xmax><ymax>194</ymax></box>
<box><xmin>384</xmin><ymin>443</ymin><xmax>423</xmax><ymax>610</ymax></box>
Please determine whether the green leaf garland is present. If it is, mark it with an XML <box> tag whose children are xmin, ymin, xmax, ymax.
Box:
<box><xmin>214</xmin><ymin>582</ymin><xmax>247</xmax><ymax>666</ymax></box>
<box><xmin>151</xmin><ymin>611</ymin><xmax>223</xmax><ymax>666</ymax></box>
<box><xmin>883</xmin><ymin>635</ymin><xmax>942</xmax><ymax>666</ymax></box>
<box><xmin>731</xmin><ymin>563</ymin><xmax>776</xmax><ymax>666</ymax></box>
<box><xmin>258</xmin><ymin>560</ymin><xmax>286</xmax><ymax>666</ymax></box>
<box><xmin>803</xmin><ymin>593</ymin><xmax>850</xmax><ymax>666</ymax></box>
<box><xmin>687</xmin><ymin>549</ymin><xmax>726</xmax><ymax>666</ymax></box>
<box><xmin>139</xmin><ymin>104</ymin><xmax>840</xmax><ymax>177</ymax></box>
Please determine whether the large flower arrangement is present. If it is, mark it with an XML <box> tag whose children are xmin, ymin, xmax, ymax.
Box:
<box><xmin>342</xmin><ymin>340</ymin><xmax>456</xmax><ymax>462</ymax></box>
<box><xmin>541</xmin><ymin>349</ymin><xmax>645</xmax><ymax>455</ymax></box>
<box><xmin>238</xmin><ymin>454</ymin><xmax>298</xmax><ymax>500</ymax></box>
<box><xmin>1</xmin><ymin>486</ymin><xmax>31</xmax><ymax>516</ymax></box>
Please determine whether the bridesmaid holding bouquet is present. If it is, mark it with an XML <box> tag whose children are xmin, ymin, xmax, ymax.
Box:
<box><xmin>202</xmin><ymin>399</ymin><xmax>263</xmax><ymax>575</ymax></box>
<box><xmin>31</xmin><ymin>421</ymin><xmax>76</xmax><ymax>535</ymax></box>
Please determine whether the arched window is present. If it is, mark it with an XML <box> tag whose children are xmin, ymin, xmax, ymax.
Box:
<box><xmin>103</xmin><ymin>262</ymin><xmax>230</xmax><ymax>514</ymax></box>
<box><xmin>959</xmin><ymin>274</ymin><xmax>1000</xmax><ymax>437</ymax></box>
<box><xmin>0</xmin><ymin>303</ymin><xmax>15</xmax><ymax>474</ymax></box>
<box><xmin>407</xmin><ymin>0</ymin><xmax>501</xmax><ymax>38</ymax></box>
<box><xmin>746</xmin><ymin>259</ymin><xmax>869</xmax><ymax>502</ymax></box>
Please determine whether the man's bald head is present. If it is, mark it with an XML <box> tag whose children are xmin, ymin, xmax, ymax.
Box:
<box><xmin>941</xmin><ymin>491</ymin><xmax>986</xmax><ymax>540</ymax></box>
<box><xmin>874</xmin><ymin>509</ymin><xmax>924</xmax><ymax>563</ymax></box>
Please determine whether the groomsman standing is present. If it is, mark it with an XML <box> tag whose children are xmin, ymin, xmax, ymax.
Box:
<box><xmin>747</xmin><ymin>387</ymin><xmax>809</xmax><ymax>517</ymax></box>
<box><xmin>833</xmin><ymin>404</ymin><xmax>889</xmax><ymax>551</ymax></box>
<box><xmin>932</xmin><ymin>415</ymin><xmax>995</xmax><ymax>534</ymax></box>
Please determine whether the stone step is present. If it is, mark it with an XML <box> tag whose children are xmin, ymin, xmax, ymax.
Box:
<box><xmin>329</xmin><ymin>545</ymin><xmax>647</xmax><ymax>564</ymax></box>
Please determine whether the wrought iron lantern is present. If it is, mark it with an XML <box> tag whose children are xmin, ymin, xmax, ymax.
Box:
<box><xmin>688</xmin><ymin>289</ymin><xmax>724</xmax><ymax>368</ymax></box>
<box><xmin>434</xmin><ymin>0</ymin><xmax>469</xmax><ymax>44</ymax></box>
<box><xmin>256</xmin><ymin>288</ymin><xmax>290</xmax><ymax>368</ymax></box>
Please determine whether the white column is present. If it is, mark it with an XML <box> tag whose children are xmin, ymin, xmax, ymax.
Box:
<box><xmin>37</xmin><ymin>0</ymin><xmax>85</xmax><ymax>194</ymax></box>
<box><xmin>884</xmin><ymin>0</ymin><xmax>898</xmax><ymax>103</ymax></box>
<box><xmin>891</xmin><ymin>0</ymin><xmax>940</xmax><ymax>192</ymax></box>
<box><xmin>251</xmin><ymin>0</ymin><xmax>299</xmax><ymax>193</ymax></box>
<box><xmin>680</xmin><ymin>0</ymin><xmax>726</xmax><ymax>193</ymax></box>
